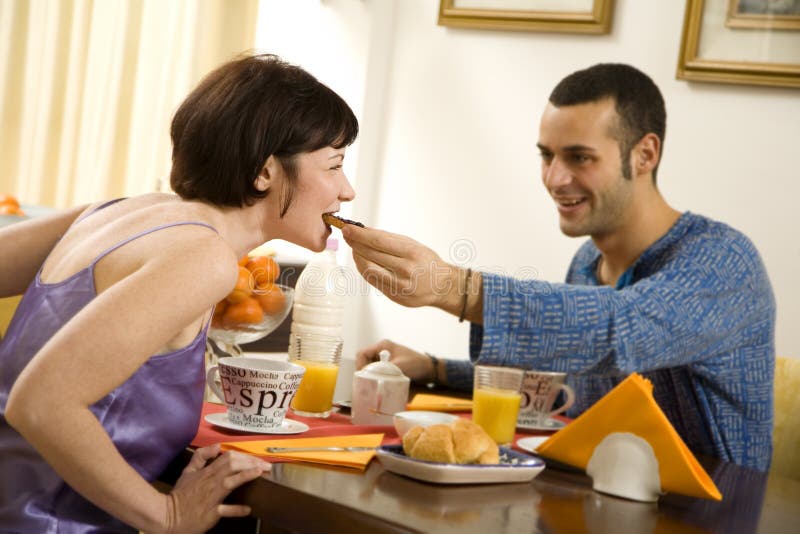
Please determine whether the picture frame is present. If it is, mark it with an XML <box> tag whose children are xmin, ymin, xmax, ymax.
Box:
<box><xmin>677</xmin><ymin>0</ymin><xmax>800</xmax><ymax>88</ymax></box>
<box><xmin>725</xmin><ymin>0</ymin><xmax>800</xmax><ymax>30</ymax></box>
<box><xmin>437</xmin><ymin>0</ymin><xmax>614</xmax><ymax>34</ymax></box>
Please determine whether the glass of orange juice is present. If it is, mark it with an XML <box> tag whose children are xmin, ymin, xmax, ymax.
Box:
<box><xmin>288</xmin><ymin>332</ymin><xmax>343</xmax><ymax>418</ymax></box>
<box><xmin>472</xmin><ymin>365</ymin><xmax>525</xmax><ymax>445</ymax></box>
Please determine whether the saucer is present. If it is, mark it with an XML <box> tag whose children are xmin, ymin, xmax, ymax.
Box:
<box><xmin>517</xmin><ymin>417</ymin><xmax>566</xmax><ymax>432</ymax></box>
<box><xmin>205</xmin><ymin>412</ymin><xmax>309</xmax><ymax>435</ymax></box>
<box><xmin>516</xmin><ymin>436</ymin><xmax>549</xmax><ymax>454</ymax></box>
<box><xmin>334</xmin><ymin>399</ymin><xmax>352</xmax><ymax>409</ymax></box>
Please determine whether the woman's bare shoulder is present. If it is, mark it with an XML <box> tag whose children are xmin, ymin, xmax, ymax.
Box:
<box><xmin>144</xmin><ymin>228</ymin><xmax>239</xmax><ymax>298</ymax></box>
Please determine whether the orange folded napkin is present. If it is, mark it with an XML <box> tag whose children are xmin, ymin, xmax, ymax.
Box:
<box><xmin>221</xmin><ymin>433</ymin><xmax>384</xmax><ymax>471</ymax></box>
<box><xmin>535</xmin><ymin>373</ymin><xmax>722</xmax><ymax>501</ymax></box>
<box><xmin>406</xmin><ymin>393</ymin><xmax>473</xmax><ymax>412</ymax></box>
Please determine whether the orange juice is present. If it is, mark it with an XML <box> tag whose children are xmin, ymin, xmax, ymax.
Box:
<box><xmin>291</xmin><ymin>361</ymin><xmax>339</xmax><ymax>414</ymax></box>
<box><xmin>472</xmin><ymin>387</ymin><xmax>522</xmax><ymax>444</ymax></box>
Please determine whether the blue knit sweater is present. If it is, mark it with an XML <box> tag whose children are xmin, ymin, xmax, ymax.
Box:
<box><xmin>444</xmin><ymin>212</ymin><xmax>776</xmax><ymax>471</ymax></box>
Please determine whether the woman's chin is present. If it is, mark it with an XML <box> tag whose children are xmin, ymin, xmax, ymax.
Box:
<box><xmin>298</xmin><ymin>232</ymin><xmax>329</xmax><ymax>252</ymax></box>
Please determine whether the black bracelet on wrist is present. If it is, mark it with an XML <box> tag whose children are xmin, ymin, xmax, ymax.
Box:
<box><xmin>425</xmin><ymin>352</ymin><xmax>439</xmax><ymax>388</ymax></box>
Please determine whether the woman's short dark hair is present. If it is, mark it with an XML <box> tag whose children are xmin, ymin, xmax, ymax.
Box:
<box><xmin>170</xmin><ymin>53</ymin><xmax>358</xmax><ymax>213</ymax></box>
<box><xmin>549</xmin><ymin>63</ymin><xmax>666</xmax><ymax>182</ymax></box>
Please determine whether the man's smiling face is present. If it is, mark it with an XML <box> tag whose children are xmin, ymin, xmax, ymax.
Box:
<box><xmin>537</xmin><ymin>98</ymin><xmax>634</xmax><ymax>240</ymax></box>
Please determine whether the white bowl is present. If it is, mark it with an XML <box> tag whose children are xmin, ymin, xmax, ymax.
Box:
<box><xmin>393</xmin><ymin>410</ymin><xmax>458</xmax><ymax>438</ymax></box>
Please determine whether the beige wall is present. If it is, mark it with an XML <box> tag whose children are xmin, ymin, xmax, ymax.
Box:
<box><xmin>257</xmin><ymin>0</ymin><xmax>800</xmax><ymax>363</ymax></box>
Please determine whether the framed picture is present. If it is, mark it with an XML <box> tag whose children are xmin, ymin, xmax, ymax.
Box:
<box><xmin>726</xmin><ymin>0</ymin><xmax>800</xmax><ymax>30</ymax></box>
<box><xmin>437</xmin><ymin>0</ymin><xmax>614</xmax><ymax>34</ymax></box>
<box><xmin>677</xmin><ymin>0</ymin><xmax>800</xmax><ymax>88</ymax></box>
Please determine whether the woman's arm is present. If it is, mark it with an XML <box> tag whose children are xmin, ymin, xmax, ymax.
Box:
<box><xmin>0</xmin><ymin>204</ymin><xmax>88</xmax><ymax>297</ymax></box>
<box><xmin>5</xmin><ymin>231</ymin><xmax>264</xmax><ymax>532</ymax></box>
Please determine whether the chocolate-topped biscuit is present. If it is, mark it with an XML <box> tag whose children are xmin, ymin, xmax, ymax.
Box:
<box><xmin>322</xmin><ymin>213</ymin><xmax>365</xmax><ymax>229</ymax></box>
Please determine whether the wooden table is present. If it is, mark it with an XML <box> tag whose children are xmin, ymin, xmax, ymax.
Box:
<box><xmin>160</xmin><ymin>433</ymin><xmax>798</xmax><ymax>533</ymax></box>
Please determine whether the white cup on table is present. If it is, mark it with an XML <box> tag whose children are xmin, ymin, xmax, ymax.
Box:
<box><xmin>517</xmin><ymin>371</ymin><xmax>575</xmax><ymax>428</ymax></box>
<box><xmin>206</xmin><ymin>357</ymin><xmax>305</xmax><ymax>430</ymax></box>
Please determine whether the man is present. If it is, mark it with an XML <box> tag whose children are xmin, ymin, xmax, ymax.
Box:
<box><xmin>342</xmin><ymin>63</ymin><xmax>775</xmax><ymax>471</ymax></box>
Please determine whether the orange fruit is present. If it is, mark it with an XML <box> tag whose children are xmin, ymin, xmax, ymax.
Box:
<box><xmin>0</xmin><ymin>204</ymin><xmax>23</xmax><ymax>216</ymax></box>
<box><xmin>226</xmin><ymin>266</ymin><xmax>253</xmax><ymax>304</ymax></box>
<box><xmin>253</xmin><ymin>283</ymin><xmax>286</xmax><ymax>315</ymax></box>
<box><xmin>246</xmin><ymin>256</ymin><xmax>280</xmax><ymax>286</ymax></box>
<box><xmin>222</xmin><ymin>297</ymin><xmax>263</xmax><ymax>325</ymax></box>
<box><xmin>211</xmin><ymin>299</ymin><xmax>228</xmax><ymax>327</ymax></box>
<box><xmin>0</xmin><ymin>194</ymin><xmax>19</xmax><ymax>209</ymax></box>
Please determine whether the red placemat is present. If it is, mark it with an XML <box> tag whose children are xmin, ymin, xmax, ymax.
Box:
<box><xmin>192</xmin><ymin>402</ymin><xmax>402</xmax><ymax>449</ymax></box>
<box><xmin>193</xmin><ymin>403</ymin><xmax>568</xmax><ymax>450</ymax></box>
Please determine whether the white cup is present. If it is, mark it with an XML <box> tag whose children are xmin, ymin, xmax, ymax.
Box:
<box><xmin>206</xmin><ymin>357</ymin><xmax>305</xmax><ymax>430</ymax></box>
<box><xmin>517</xmin><ymin>371</ymin><xmax>575</xmax><ymax>428</ymax></box>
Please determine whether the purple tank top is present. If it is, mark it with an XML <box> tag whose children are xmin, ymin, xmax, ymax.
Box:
<box><xmin>0</xmin><ymin>209</ymin><xmax>216</xmax><ymax>532</ymax></box>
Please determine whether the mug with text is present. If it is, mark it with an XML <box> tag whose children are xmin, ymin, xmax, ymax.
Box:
<box><xmin>517</xmin><ymin>371</ymin><xmax>575</xmax><ymax>428</ymax></box>
<box><xmin>206</xmin><ymin>357</ymin><xmax>305</xmax><ymax>430</ymax></box>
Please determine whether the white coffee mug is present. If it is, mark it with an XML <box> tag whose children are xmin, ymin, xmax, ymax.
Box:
<box><xmin>206</xmin><ymin>357</ymin><xmax>305</xmax><ymax>430</ymax></box>
<box><xmin>517</xmin><ymin>371</ymin><xmax>575</xmax><ymax>428</ymax></box>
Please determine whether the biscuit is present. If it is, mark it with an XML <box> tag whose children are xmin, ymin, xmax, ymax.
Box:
<box><xmin>322</xmin><ymin>213</ymin><xmax>365</xmax><ymax>229</ymax></box>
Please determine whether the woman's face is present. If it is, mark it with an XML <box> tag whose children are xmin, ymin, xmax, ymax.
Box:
<box><xmin>270</xmin><ymin>146</ymin><xmax>356</xmax><ymax>251</ymax></box>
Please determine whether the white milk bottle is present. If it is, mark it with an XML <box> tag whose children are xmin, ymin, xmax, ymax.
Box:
<box><xmin>290</xmin><ymin>238</ymin><xmax>345</xmax><ymax>340</ymax></box>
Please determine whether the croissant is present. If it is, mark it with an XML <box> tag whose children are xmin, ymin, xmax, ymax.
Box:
<box><xmin>402</xmin><ymin>419</ymin><xmax>499</xmax><ymax>465</ymax></box>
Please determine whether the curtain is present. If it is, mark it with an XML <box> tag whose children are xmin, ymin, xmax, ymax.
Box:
<box><xmin>0</xmin><ymin>0</ymin><xmax>259</xmax><ymax>208</ymax></box>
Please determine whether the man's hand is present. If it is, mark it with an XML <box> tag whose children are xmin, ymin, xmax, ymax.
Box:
<box><xmin>341</xmin><ymin>225</ymin><xmax>461</xmax><ymax>313</ymax></box>
<box><xmin>356</xmin><ymin>339</ymin><xmax>434</xmax><ymax>384</ymax></box>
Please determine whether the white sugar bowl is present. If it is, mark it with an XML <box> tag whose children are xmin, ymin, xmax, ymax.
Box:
<box><xmin>351</xmin><ymin>350</ymin><xmax>410</xmax><ymax>425</ymax></box>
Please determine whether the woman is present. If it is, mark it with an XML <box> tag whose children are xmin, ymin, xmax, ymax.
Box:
<box><xmin>0</xmin><ymin>54</ymin><xmax>358</xmax><ymax>532</ymax></box>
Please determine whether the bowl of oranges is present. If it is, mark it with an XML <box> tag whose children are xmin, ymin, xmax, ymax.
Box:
<box><xmin>208</xmin><ymin>255</ymin><xmax>294</xmax><ymax>346</ymax></box>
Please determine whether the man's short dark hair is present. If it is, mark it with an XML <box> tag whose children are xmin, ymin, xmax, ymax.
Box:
<box><xmin>549</xmin><ymin>63</ymin><xmax>666</xmax><ymax>182</ymax></box>
<box><xmin>170</xmin><ymin>53</ymin><xmax>358</xmax><ymax>213</ymax></box>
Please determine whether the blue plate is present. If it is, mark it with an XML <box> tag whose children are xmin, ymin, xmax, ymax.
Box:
<box><xmin>376</xmin><ymin>445</ymin><xmax>545</xmax><ymax>484</ymax></box>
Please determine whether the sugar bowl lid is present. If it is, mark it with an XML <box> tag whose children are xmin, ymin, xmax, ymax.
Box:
<box><xmin>360</xmin><ymin>350</ymin><xmax>405</xmax><ymax>377</ymax></box>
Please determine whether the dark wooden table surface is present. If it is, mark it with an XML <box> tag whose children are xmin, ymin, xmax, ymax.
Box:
<box><xmin>161</xmin><ymin>435</ymin><xmax>798</xmax><ymax>534</ymax></box>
